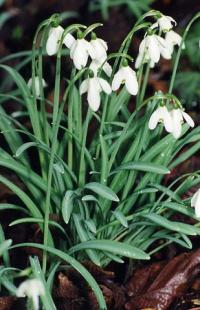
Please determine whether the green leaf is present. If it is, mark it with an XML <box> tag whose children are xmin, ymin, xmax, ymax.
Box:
<box><xmin>0</xmin><ymin>239</ymin><xmax>12</xmax><ymax>258</ymax></box>
<box><xmin>84</xmin><ymin>182</ymin><xmax>119</xmax><ymax>202</ymax></box>
<box><xmin>61</xmin><ymin>190</ymin><xmax>75</xmax><ymax>224</ymax></box>
<box><xmin>111</xmin><ymin>161</ymin><xmax>170</xmax><ymax>175</ymax></box>
<box><xmin>15</xmin><ymin>142</ymin><xmax>37</xmax><ymax>157</ymax></box>
<box><xmin>69</xmin><ymin>239</ymin><xmax>150</xmax><ymax>260</ymax></box>
<box><xmin>112</xmin><ymin>210</ymin><xmax>128</xmax><ymax>228</ymax></box>
<box><xmin>143</xmin><ymin>213</ymin><xmax>199</xmax><ymax>236</ymax></box>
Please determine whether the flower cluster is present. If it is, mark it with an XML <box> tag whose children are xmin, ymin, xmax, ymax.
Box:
<box><xmin>148</xmin><ymin>102</ymin><xmax>194</xmax><ymax>139</ymax></box>
<box><xmin>135</xmin><ymin>13</ymin><xmax>184</xmax><ymax>68</ymax></box>
<box><xmin>28</xmin><ymin>12</ymin><xmax>194</xmax><ymax>137</ymax></box>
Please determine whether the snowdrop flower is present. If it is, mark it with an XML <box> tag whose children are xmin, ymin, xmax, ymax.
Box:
<box><xmin>148</xmin><ymin>105</ymin><xmax>173</xmax><ymax>133</ymax></box>
<box><xmin>16</xmin><ymin>279</ymin><xmax>44</xmax><ymax>310</ymax></box>
<box><xmin>90</xmin><ymin>32</ymin><xmax>108</xmax><ymax>61</ymax></box>
<box><xmin>70</xmin><ymin>31</ymin><xmax>96</xmax><ymax>70</ymax></box>
<box><xmin>112</xmin><ymin>60</ymin><xmax>138</xmax><ymax>95</ymax></box>
<box><xmin>157</xmin><ymin>15</ymin><xmax>176</xmax><ymax>32</ymax></box>
<box><xmin>135</xmin><ymin>34</ymin><xmax>171</xmax><ymax>69</ymax></box>
<box><xmin>165</xmin><ymin>30</ymin><xmax>185</xmax><ymax>49</ymax></box>
<box><xmin>46</xmin><ymin>25</ymin><xmax>75</xmax><ymax>56</ymax></box>
<box><xmin>90</xmin><ymin>58</ymin><xmax>112</xmax><ymax>77</ymax></box>
<box><xmin>191</xmin><ymin>189</ymin><xmax>200</xmax><ymax>218</ymax></box>
<box><xmin>80</xmin><ymin>71</ymin><xmax>112</xmax><ymax>111</ymax></box>
<box><xmin>170</xmin><ymin>108</ymin><xmax>194</xmax><ymax>139</ymax></box>
<box><xmin>27</xmin><ymin>76</ymin><xmax>47</xmax><ymax>97</ymax></box>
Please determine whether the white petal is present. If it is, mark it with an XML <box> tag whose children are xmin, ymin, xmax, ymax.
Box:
<box><xmin>32</xmin><ymin>293</ymin><xmax>39</xmax><ymax>310</ymax></box>
<box><xmin>98</xmin><ymin>78</ymin><xmax>112</xmax><ymax>94</ymax></box>
<box><xmin>102</xmin><ymin>61</ymin><xmax>112</xmax><ymax>77</ymax></box>
<box><xmin>112</xmin><ymin>68</ymin><xmax>123</xmax><ymax>91</ymax></box>
<box><xmin>46</xmin><ymin>26</ymin><xmax>64</xmax><ymax>56</ymax></box>
<box><xmin>63</xmin><ymin>33</ymin><xmax>75</xmax><ymax>49</ymax></box>
<box><xmin>85</xmin><ymin>40</ymin><xmax>96</xmax><ymax>59</ymax></box>
<box><xmin>135</xmin><ymin>53</ymin><xmax>143</xmax><ymax>69</ymax></box>
<box><xmin>80</xmin><ymin>79</ymin><xmax>89</xmax><ymax>94</ymax></box>
<box><xmin>87</xmin><ymin>79</ymin><xmax>101</xmax><ymax>111</ymax></box>
<box><xmin>148</xmin><ymin>35</ymin><xmax>160</xmax><ymax>63</ymax></box>
<box><xmin>123</xmin><ymin>66</ymin><xmax>138</xmax><ymax>95</ymax></box>
<box><xmin>160</xmin><ymin>106</ymin><xmax>173</xmax><ymax>133</ymax></box>
<box><xmin>171</xmin><ymin>109</ymin><xmax>183</xmax><ymax>138</ymax></box>
<box><xmin>148</xmin><ymin>109</ymin><xmax>162</xmax><ymax>130</ymax></box>
<box><xmin>165</xmin><ymin>30</ymin><xmax>183</xmax><ymax>47</ymax></box>
<box><xmin>158</xmin><ymin>16</ymin><xmax>176</xmax><ymax>31</ymax></box>
<box><xmin>182</xmin><ymin>111</ymin><xmax>195</xmax><ymax>128</ymax></box>
<box><xmin>191</xmin><ymin>190</ymin><xmax>200</xmax><ymax>217</ymax></box>
<box><xmin>191</xmin><ymin>190</ymin><xmax>200</xmax><ymax>207</ymax></box>
<box><xmin>90</xmin><ymin>39</ymin><xmax>107</xmax><ymax>60</ymax></box>
<box><xmin>72</xmin><ymin>40</ymin><xmax>89</xmax><ymax>69</ymax></box>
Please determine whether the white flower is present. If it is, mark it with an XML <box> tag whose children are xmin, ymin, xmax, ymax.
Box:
<box><xmin>27</xmin><ymin>76</ymin><xmax>47</xmax><ymax>97</ymax></box>
<box><xmin>170</xmin><ymin>108</ymin><xmax>194</xmax><ymax>139</ymax></box>
<box><xmin>16</xmin><ymin>279</ymin><xmax>44</xmax><ymax>310</ymax></box>
<box><xmin>191</xmin><ymin>189</ymin><xmax>200</xmax><ymax>217</ymax></box>
<box><xmin>90</xmin><ymin>35</ymin><xmax>108</xmax><ymax>61</ymax></box>
<box><xmin>46</xmin><ymin>25</ymin><xmax>75</xmax><ymax>56</ymax></box>
<box><xmin>135</xmin><ymin>34</ymin><xmax>171</xmax><ymax>69</ymax></box>
<box><xmin>80</xmin><ymin>75</ymin><xmax>112</xmax><ymax>111</ymax></box>
<box><xmin>158</xmin><ymin>15</ymin><xmax>176</xmax><ymax>32</ymax></box>
<box><xmin>165</xmin><ymin>30</ymin><xmax>185</xmax><ymax>49</ymax></box>
<box><xmin>70</xmin><ymin>37</ymin><xmax>96</xmax><ymax>70</ymax></box>
<box><xmin>148</xmin><ymin>105</ymin><xmax>173</xmax><ymax>133</ymax></box>
<box><xmin>112</xmin><ymin>64</ymin><xmax>138</xmax><ymax>95</ymax></box>
<box><xmin>89</xmin><ymin>58</ymin><xmax>112</xmax><ymax>77</ymax></box>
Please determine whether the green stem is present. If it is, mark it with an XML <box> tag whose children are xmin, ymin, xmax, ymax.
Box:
<box><xmin>138</xmin><ymin>62</ymin><xmax>150</xmax><ymax>106</ymax></box>
<box><xmin>79</xmin><ymin>109</ymin><xmax>91</xmax><ymax>187</ymax></box>
<box><xmin>169</xmin><ymin>12</ymin><xmax>200</xmax><ymax>94</ymax></box>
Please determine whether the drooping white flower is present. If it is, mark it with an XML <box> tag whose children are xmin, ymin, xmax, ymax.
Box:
<box><xmin>165</xmin><ymin>30</ymin><xmax>185</xmax><ymax>49</ymax></box>
<box><xmin>157</xmin><ymin>15</ymin><xmax>176</xmax><ymax>32</ymax></box>
<box><xmin>148</xmin><ymin>105</ymin><xmax>173</xmax><ymax>133</ymax></box>
<box><xmin>16</xmin><ymin>279</ymin><xmax>44</xmax><ymax>310</ymax></box>
<box><xmin>135</xmin><ymin>34</ymin><xmax>171</xmax><ymax>69</ymax></box>
<box><xmin>70</xmin><ymin>32</ymin><xmax>96</xmax><ymax>70</ymax></box>
<box><xmin>170</xmin><ymin>108</ymin><xmax>194</xmax><ymax>139</ymax></box>
<box><xmin>89</xmin><ymin>58</ymin><xmax>112</xmax><ymax>77</ymax></box>
<box><xmin>46</xmin><ymin>25</ymin><xmax>75</xmax><ymax>56</ymax></box>
<box><xmin>191</xmin><ymin>189</ymin><xmax>200</xmax><ymax>218</ymax></box>
<box><xmin>90</xmin><ymin>33</ymin><xmax>108</xmax><ymax>61</ymax></box>
<box><xmin>112</xmin><ymin>61</ymin><xmax>138</xmax><ymax>95</ymax></box>
<box><xmin>27</xmin><ymin>76</ymin><xmax>47</xmax><ymax>97</ymax></box>
<box><xmin>80</xmin><ymin>74</ymin><xmax>112</xmax><ymax>111</ymax></box>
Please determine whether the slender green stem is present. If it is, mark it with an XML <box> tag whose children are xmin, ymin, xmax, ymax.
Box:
<box><xmin>67</xmin><ymin>69</ymin><xmax>76</xmax><ymax>170</ymax></box>
<box><xmin>79</xmin><ymin>109</ymin><xmax>91</xmax><ymax>187</ymax></box>
<box><xmin>138</xmin><ymin>62</ymin><xmax>150</xmax><ymax>106</ymax></box>
<box><xmin>169</xmin><ymin>12</ymin><xmax>200</xmax><ymax>94</ymax></box>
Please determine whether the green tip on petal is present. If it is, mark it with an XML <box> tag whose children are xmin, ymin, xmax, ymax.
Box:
<box><xmin>91</xmin><ymin>32</ymin><xmax>97</xmax><ymax>40</ymax></box>
<box><xmin>122</xmin><ymin>58</ymin><xmax>128</xmax><ymax>67</ymax></box>
<box><xmin>77</xmin><ymin>30</ymin><xmax>84</xmax><ymax>39</ymax></box>
<box><xmin>50</xmin><ymin>14</ymin><xmax>61</xmax><ymax>27</ymax></box>
<box><xmin>88</xmin><ymin>69</ymin><xmax>94</xmax><ymax>78</ymax></box>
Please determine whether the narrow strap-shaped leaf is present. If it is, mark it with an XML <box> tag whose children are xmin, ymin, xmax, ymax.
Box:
<box><xmin>84</xmin><ymin>182</ymin><xmax>119</xmax><ymax>202</ymax></box>
<box><xmin>68</xmin><ymin>239</ymin><xmax>150</xmax><ymax>260</ymax></box>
